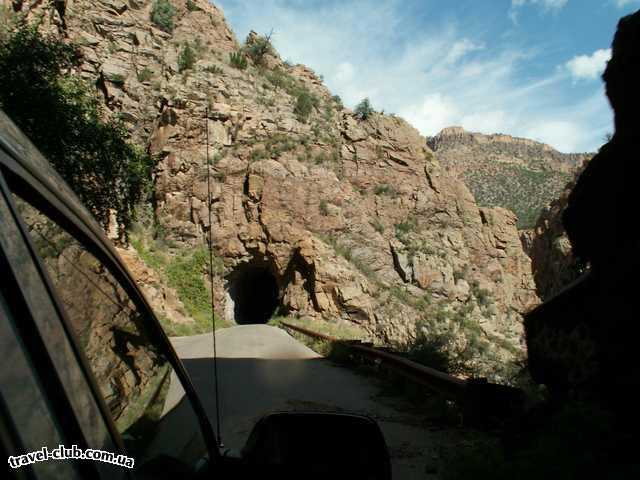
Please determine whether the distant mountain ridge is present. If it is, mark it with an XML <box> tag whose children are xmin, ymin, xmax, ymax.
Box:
<box><xmin>427</xmin><ymin>127</ymin><xmax>592</xmax><ymax>228</ymax></box>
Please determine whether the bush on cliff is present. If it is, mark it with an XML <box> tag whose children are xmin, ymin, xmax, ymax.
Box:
<box><xmin>151</xmin><ymin>0</ymin><xmax>177</xmax><ymax>33</ymax></box>
<box><xmin>245</xmin><ymin>33</ymin><xmax>274</xmax><ymax>66</ymax></box>
<box><xmin>355</xmin><ymin>97</ymin><xmax>374</xmax><ymax>120</ymax></box>
<box><xmin>178</xmin><ymin>42</ymin><xmax>196</xmax><ymax>72</ymax></box>
<box><xmin>0</xmin><ymin>24</ymin><xmax>153</xmax><ymax>233</ymax></box>
<box><xmin>294</xmin><ymin>90</ymin><xmax>317</xmax><ymax>122</ymax></box>
<box><xmin>229</xmin><ymin>51</ymin><xmax>248</xmax><ymax>70</ymax></box>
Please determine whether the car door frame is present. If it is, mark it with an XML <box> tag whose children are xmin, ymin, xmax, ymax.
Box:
<box><xmin>0</xmin><ymin>114</ymin><xmax>220</xmax><ymax>469</ymax></box>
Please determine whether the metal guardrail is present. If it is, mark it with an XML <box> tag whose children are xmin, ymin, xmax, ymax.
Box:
<box><xmin>280</xmin><ymin>321</ymin><xmax>466</xmax><ymax>399</ymax></box>
<box><xmin>280</xmin><ymin>321</ymin><xmax>525</xmax><ymax>420</ymax></box>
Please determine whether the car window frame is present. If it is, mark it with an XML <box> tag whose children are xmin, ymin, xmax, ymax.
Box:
<box><xmin>0</xmin><ymin>169</ymin><xmax>124</xmax><ymax>479</ymax></box>
<box><xmin>0</xmin><ymin>120</ymin><xmax>219</xmax><ymax>464</ymax></box>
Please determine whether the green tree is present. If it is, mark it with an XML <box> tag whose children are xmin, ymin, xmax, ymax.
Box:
<box><xmin>178</xmin><ymin>42</ymin><xmax>196</xmax><ymax>73</ymax></box>
<box><xmin>151</xmin><ymin>0</ymin><xmax>177</xmax><ymax>33</ymax></box>
<box><xmin>0</xmin><ymin>24</ymin><xmax>153</xmax><ymax>232</ymax></box>
<box><xmin>355</xmin><ymin>97</ymin><xmax>374</xmax><ymax>120</ymax></box>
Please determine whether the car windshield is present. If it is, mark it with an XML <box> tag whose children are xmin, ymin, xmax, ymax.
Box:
<box><xmin>1</xmin><ymin>0</ymin><xmax>638</xmax><ymax>478</ymax></box>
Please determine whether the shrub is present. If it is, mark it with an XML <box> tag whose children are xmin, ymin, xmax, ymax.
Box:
<box><xmin>294</xmin><ymin>90</ymin><xmax>317</xmax><ymax>122</ymax></box>
<box><xmin>109</xmin><ymin>73</ymin><xmax>126</xmax><ymax>85</ymax></box>
<box><xmin>355</xmin><ymin>97</ymin><xmax>374</xmax><ymax>120</ymax></box>
<box><xmin>178</xmin><ymin>42</ymin><xmax>196</xmax><ymax>72</ymax></box>
<box><xmin>0</xmin><ymin>24</ymin><xmax>153</xmax><ymax>231</ymax></box>
<box><xmin>374</xmin><ymin>183</ymin><xmax>398</xmax><ymax>196</ymax></box>
<box><xmin>321</xmin><ymin>234</ymin><xmax>354</xmax><ymax>261</ymax></box>
<box><xmin>407</xmin><ymin>332</ymin><xmax>452</xmax><ymax>374</ymax></box>
<box><xmin>186</xmin><ymin>0</ymin><xmax>198</xmax><ymax>12</ymax></box>
<box><xmin>193</xmin><ymin>36</ymin><xmax>207</xmax><ymax>55</ymax></box>
<box><xmin>229</xmin><ymin>51</ymin><xmax>247</xmax><ymax>70</ymax></box>
<box><xmin>371</xmin><ymin>218</ymin><xmax>385</xmax><ymax>233</ymax></box>
<box><xmin>204</xmin><ymin>64</ymin><xmax>223</xmax><ymax>75</ymax></box>
<box><xmin>263</xmin><ymin>68</ymin><xmax>303</xmax><ymax>96</ymax></box>
<box><xmin>151</xmin><ymin>0</ymin><xmax>177</xmax><ymax>33</ymax></box>
<box><xmin>395</xmin><ymin>215</ymin><xmax>417</xmax><ymax>237</ymax></box>
<box><xmin>249</xmin><ymin>147</ymin><xmax>269</xmax><ymax>162</ymax></box>
<box><xmin>137</xmin><ymin>67</ymin><xmax>153</xmax><ymax>83</ymax></box>
<box><xmin>263</xmin><ymin>68</ymin><xmax>290</xmax><ymax>90</ymax></box>
<box><xmin>319</xmin><ymin>200</ymin><xmax>329</xmax><ymax>216</ymax></box>
<box><xmin>262</xmin><ymin>134</ymin><xmax>295</xmax><ymax>156</ymax></box>
<box><xmin>245</xmin><ymin>33</ymin><xmax>273</xmax><ymax>66</ymax></box>
<box><xmin>470</xmin><ymin>280</ymin><xmax>492</xmax><ymax>308</ymax></box>
<box><xmin>453</xmin><ymin>268</ymin><xmax>467</xmax><ymax>282</ymax></box>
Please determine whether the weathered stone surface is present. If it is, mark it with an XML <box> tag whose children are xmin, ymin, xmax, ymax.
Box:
<box><xmin>521</xmin><ymin>170</ymin><xmax>585</xmax><ymax>301</ymax></box>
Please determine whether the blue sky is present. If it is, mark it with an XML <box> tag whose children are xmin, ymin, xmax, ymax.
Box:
<box><xmin>213</xmin><ymin>0</ymin><xmax>640</xmax><ymax>153</ymax></box>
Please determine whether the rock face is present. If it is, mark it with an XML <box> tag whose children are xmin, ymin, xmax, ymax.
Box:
<box><xmin>428</xmin><ymin>127</ymin><xmax>592</xmax><ymax>229</ymax></box>
<box><xmin>520</xmin><ymin>167</ymin><xmax>586</xmax><ymax>301</ymax></box>
<box><xmin>12</xmin><ymin>0</ymin><xmax>540</xmax><ymax>380</ymax></box>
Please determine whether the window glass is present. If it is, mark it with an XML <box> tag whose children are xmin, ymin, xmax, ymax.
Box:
<box><xmin>0</xmin><ymin>291</ymin><xmax>82</xmax><ymax>479</ymax></box>
<box><xmin>11</xmin><ymin>193</ymin><xmax>208</xmax><ymax>469</ymax></box>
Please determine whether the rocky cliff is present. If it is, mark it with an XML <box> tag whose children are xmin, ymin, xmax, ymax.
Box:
<box><xmin>520</xmin><ymin>165</ymin><xmax>587</xmax><ymax>301</ymax></box>
<box><xmin>428</xmin><ymin>126</ymin><xmax>591</xmax><ymax>229</ymax></box>
<box><xmin>9</xmin><ymin>0</ymin><xmax>540</xmax><ymax>381</ymax></box>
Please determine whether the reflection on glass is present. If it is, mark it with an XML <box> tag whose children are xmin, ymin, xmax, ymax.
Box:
<box><xmin>12</xmin><ymin>194</ymin><xmax>206</xmax><ymax>468</ymax></box>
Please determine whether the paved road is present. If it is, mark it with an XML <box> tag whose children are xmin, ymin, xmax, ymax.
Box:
<box><xmin>171</xmin><ymin>325</ymin><xmax>460</xmax><ymax>479</ymax></box>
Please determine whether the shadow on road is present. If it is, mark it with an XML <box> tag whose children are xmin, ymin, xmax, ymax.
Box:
<box><xmin>182</xmin><ymin>356</ymin><xmax>369</xmax><ymax>450</ymax></box>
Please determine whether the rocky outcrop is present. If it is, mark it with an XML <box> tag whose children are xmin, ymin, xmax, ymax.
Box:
<box><xmin>428</xmin><ymin>126</ymin><xmax>592</xmax><ymax>228</ymax></box>
<box><xmin>11</xmin><ymin>0</ymin><xmax>541</xmax><ymax>380</ymax></box>
<box><xmin>520</xmin><ymin>167</ymin><xmax>586</xmax><ymax>301</ymax></box>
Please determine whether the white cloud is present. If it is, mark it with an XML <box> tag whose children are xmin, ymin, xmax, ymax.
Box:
<box><xmin>509</xmin><ymin>0</ymin><xmax>568</xmax><ymax>24</ymax></box>
<box><xmin>400</xmin><ymin>94</ymin><xmax>460</xmax><ymax>135</ymax></box>
<box><xmin>614</xmin><ymin>0</ymin><xmax>640</xmax><ymax>8</ymax></box>
<box><xmin>512</xmin><ymin>0</ymin><xmax>569</xmax><ymax>10</ymax></box>
<box><xmin>445</xmin><ymin>39</ymin><xmax>484</xmax><ymax>65</ymax></box>
<box><xmin>216</xmin><ymin>0</ymin><xmax>611</xmax><ymax>152</ymax></box>
<box><xmin>566</xmin><ymin>48</ymin><xmax>611</xmax><ymax>81</ymax></box>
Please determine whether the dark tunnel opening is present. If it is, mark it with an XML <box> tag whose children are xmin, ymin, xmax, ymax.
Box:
<box><xmin>227</xmin><ymin>264</ymin><xmax>280</xmax><ymax>325</ymax></box>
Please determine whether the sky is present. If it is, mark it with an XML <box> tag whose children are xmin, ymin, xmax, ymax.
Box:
<box><xmin>213</xmin><ymin>0</ymin><xmax>640</xmax><ymax>153</ymax></box>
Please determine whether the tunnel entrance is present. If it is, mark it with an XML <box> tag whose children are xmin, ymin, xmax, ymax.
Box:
<box><xmin>227</xmin><ymin>263</ymin><xmax>280</xmax><ymax>325</ymax></box>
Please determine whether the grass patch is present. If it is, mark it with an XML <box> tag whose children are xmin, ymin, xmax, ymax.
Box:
<box><xmin>137</xmin><ymin>67</ymin><xmax>153</xmax><ymax>83</ymax></box>
<box><xmin>374</xmin><ymin>183</ymin><xmax>398</xmax><ymax>196</ymax></box>
<box><xmin>274</xmin><ymin>315</ymin><xmax>370</xmax><ymax>357</ymax></box>
<box><xmin>229</xmin><ymin>51</ymin><xmax>247</xmax><ymax>70</ymax></box>
<box><xmin>130</xmin><ymin>234</ymin><xmax>227</xmax><ymax>336</ymax></box>
<box><xmin>319</xmin><ymin>234</ymin><xmax>377</xmax><ymax>279</ymax></box>
<box><xmin>204</xmin><ymin>64</ymin><xmax>223</xmax><ymax>75</ymax></box>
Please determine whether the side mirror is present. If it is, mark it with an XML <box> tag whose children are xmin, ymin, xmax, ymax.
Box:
<box><xmin>241</xmin><ymin>412</ymin><xmax>392</xmax><ymax>479</ymax></box>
